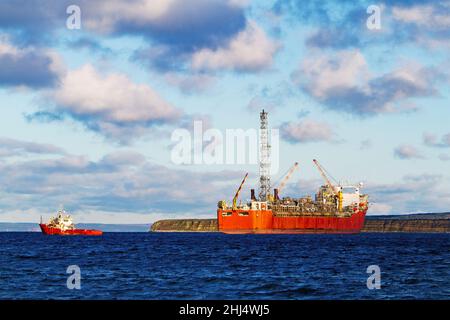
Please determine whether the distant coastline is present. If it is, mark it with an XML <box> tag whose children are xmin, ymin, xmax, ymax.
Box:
<box><xmin>1</xmin><ymin>212</ymin><xmax>449</xmax><ymax>233</ymax></box>
<box><xmin>365</xmin><ymin>212</ymin><xmax>450</xmax><ymax>220</ymax></box>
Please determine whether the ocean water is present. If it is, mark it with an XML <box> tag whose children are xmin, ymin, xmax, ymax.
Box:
<box><xmin>0</xmin><ymin>232</ymin><xmax>448</xmax><ymax>299</ymax></box>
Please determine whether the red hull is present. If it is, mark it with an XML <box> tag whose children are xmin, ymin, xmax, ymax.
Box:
<box><xmin>39</xmin><ymin>224</ymin><xmax>103</xmax><ymax>236</ymax></box>
<box><xmin>218</xmin><ymin>209</ymin><xmax>366</xmax><ymax>234</ymax></box>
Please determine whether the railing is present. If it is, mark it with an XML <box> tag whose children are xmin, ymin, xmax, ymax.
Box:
<box><xmin>270</xmin><ymin>204</ymin><xmax>353</xmax><ymax>217</ymax></box>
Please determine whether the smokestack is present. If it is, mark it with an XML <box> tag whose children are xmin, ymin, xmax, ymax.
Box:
<box><xmin>251</xmin><ymin>189</ymin><xmax>256</xmax><ymax>201</ymax></box>
<box><xmin>274</xmin><ymin>188</ymin><xmax>279</xmax><ymax>201</ymax></box>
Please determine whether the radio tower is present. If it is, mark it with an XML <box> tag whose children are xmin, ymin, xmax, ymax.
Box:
<box><xmin>259</xmin><ymin>110</ymin><xmax>271</xmax><ymax>201</ymax></box>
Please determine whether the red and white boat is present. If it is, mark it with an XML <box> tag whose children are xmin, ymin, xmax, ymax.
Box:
<box><xmin>39</xmin><ymin>208</ymin><xmax>102</xmax><ymax>236</ymax></box>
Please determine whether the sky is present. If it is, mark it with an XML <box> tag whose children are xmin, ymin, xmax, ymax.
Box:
<box><xmin>0</xmin><ymin>0</ymin><xmax>449</xmax><ymax>223</ymax></box>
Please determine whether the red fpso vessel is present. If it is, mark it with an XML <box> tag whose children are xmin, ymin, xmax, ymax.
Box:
<box><xmin>218</xmin><ymin>204</ymin><xmax>367</xmax><ymax>234</ymax></box>
<box><xmin>217</xmin><ymin>110</ymin><xmax>369</xmax><ymax>234</ymax></box>
<box><xmin>39</xmin><ymin>209</ymin><xmax>103</xmax><ymax>236</ymax></box>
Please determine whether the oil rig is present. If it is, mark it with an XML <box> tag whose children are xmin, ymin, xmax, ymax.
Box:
<box><xmin>217</xmin><ymin>110</ymin><xmax>369</xmax><ymax>233</ymax></box>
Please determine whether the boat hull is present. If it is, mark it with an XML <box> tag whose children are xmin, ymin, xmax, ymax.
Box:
<box><xmin>217</xmin><ymin>209</ymin><xmax>366</xmax><ymax>234</ymax></box>
<box><xmin>39</xmin><ymin>224</ymin><xmax>103</xmax><ymax>236</ymax></box>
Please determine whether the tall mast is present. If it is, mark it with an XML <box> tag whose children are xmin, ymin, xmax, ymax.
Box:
<box><xmin>259</xmin><ymin>110</ymin><xmax>271</xmax><ymax>201</ymax></box>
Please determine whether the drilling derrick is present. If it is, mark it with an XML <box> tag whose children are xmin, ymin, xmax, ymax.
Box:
<box><xmin>259</xmin><ymin>110</ymin><xmax>271</xmax><ymax>201</ymax></box>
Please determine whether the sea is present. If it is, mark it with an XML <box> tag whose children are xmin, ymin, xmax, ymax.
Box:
<box><xmin>0</xmin><ymin>232</ymin><xmax>448</xmax><ymax>299</ymax></box>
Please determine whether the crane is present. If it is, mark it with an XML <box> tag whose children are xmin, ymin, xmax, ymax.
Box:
<box><xmin>312</xmin><ymin>159</ymin><xmax>337</xmax><ymax>195</ymax></box>
<box><xmin>233</xmin><ymin>173</ymin><xmax>249</xmax><ymax>210</ymax></box>
<box><xmin>313</xmin><ymin>159</ymin><xmax>343</xmax><ymax>211</ymax></box>
<box><xmin>277</xmin><ymin>162</ymin><xmax>299</xmax><ymax>196</ymax></box>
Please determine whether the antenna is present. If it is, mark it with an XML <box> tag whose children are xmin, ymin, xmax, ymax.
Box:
<box><xmin>259</xmin><ymin>110</ymin><xmax>271</xmax><ymax>201</ymax></box>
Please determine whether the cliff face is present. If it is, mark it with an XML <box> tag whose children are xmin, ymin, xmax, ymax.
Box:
<box><xmin>151</xmin><ymin>214</ymin><xmax>450</xmax><ymax>233</ymax></box>
<box><xmin>361</xmin><ymin>219</ymin><xmax>449</xmax><ymax>233</ymax></box>
<box><xmin>151</xmin><ymin>219</ymin><xmax>218</xmax><ymax>232</ymax></box>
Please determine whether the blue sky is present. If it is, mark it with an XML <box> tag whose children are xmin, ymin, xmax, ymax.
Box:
<box><xmin>0</xmin><ymin>0</ymin><xmax>449</xmax><ymax>223</ymax></box>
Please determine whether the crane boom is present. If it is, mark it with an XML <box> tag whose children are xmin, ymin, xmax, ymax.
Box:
<box><xmin>277</xmin><ymin>162</ymin><xmax>299</xmax><ymax>194</ymax></box>
<box><xmin>233</xmin><ymin>173</ymin><xmax>249</xmax><ymax>209</ymax></box>
<box><xmin>313</xmin><ymin>159</ymin><xmax>338</xmax><ymax>196</ymax></box>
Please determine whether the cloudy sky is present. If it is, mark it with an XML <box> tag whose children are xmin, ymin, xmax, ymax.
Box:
<box><xmin>0</xmin><ymin>0</ymin><xmax>449</xmax><ymax>223</ymax></box>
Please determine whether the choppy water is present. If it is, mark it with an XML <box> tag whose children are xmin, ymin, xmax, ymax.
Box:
<box><xmin>0</xmin><ymin>232</ymin><xmax>448</xmax><ymax>299</ymax></box>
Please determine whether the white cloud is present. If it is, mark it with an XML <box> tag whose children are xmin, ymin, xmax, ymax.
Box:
<box><xmin>0</xmin><ymin>34</ymin><xmax>63</xmax><ymax>88</ymax></box>
<box><xmin>280</xmin><ymin>119</ymin><xmax>334</xmax><ymax>143</ymax></box>
<box><xmin>227</xmin><ymin>0</ymin><xmax>250</xmax><ymax>8</ymax></box>
<box><xmin>191</xmin><ymin>21</ymin><xmax>279</xmax><ymax>72</ymax></box>
<box><xmin>81</xmin><ymin>0</ymin><xmax>249</xmax><ymax>34</ymax></box>
<box><xmin>293</xmin><ymin>49</ymin><xmax>444</xmax><ymax>115</ymax></box>
<box><xmin>43</xmin><ymin>64</ymin><xmax>183</xmax><ymax>142</ymax></box>
<box><xmin>392</xmin><ymin>5</ymin><xmax>450</xmax><ymax>29</ymax></box>
<box><xmin>0</xmin><ymin>137</ymin><xmax>66</xmax><ymax>157</ymax></box>
<box><xmin>77</xmin><ymin>0</ymin><xmax>248</xmax><ymax>57</ymax></box>
<box><xmin>423</xmin><ymin>132</ymin><xmax>450</xmax><ymax>148</ymax></box>
<box><xmin>294</xmin><ymin>49</ymin><xmax>370</xmax><ymax>99</ymax></box>
<box><xmin>368</xmin><ymin>203</ymin><xmax>393</xmax><ymax>215</ymax></box>
<box><xmin>82</xmin><ymin>0</ymin><xmax>175</xmax><ymax>33</ymax></box>
<box><xmin>423</xmin><ymin>132</ymin><xmax>438</xmax><ymax>146</ymax></box>
<box><xmin>0</xmin><ymin>150</ymin><xmax>245</xmax><ymax>223</ymax></box>
<box><xmin>0</xmin><ymin>34</ymin><xmax>19</xmax><ymax>55</ymax></box>
<box><xmin>394</xmin><ymin>144</ymin><xmax>424</xmax><ymax>159</ymax></box>
<box><xmin>51</xmin><ymin>64</ymin><xmax>180</xmax><ymax>124</ymax></box>
<box><xmin>367</xmin><ymin>174</ymin><xmax>450</xmax><ymax>214</ymax></box>
<box><xmin>0</xmin><ymin>35</ymin><xmax>64</xmax><ymax>75</ymax></box>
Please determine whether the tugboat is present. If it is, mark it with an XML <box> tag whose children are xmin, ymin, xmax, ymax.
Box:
<box><xmin>39</xmin><ymin>208</ymin><xmax>103</xmax><ymax>236</ymax></box>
